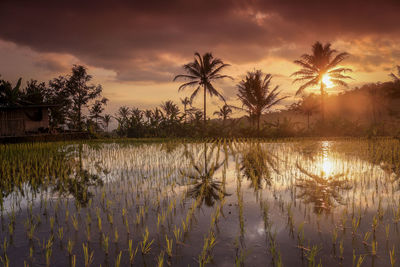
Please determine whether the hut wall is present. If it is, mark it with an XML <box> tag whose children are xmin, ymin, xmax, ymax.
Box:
<box><xmin>24</xmin><ymin>108</ymin><xmax>49</xmax><ymax>132</ymax></box>
<box><xmin>0</xmin><ymin>110</ymin><xmax>25</xmax><ymax>136</ymax></box>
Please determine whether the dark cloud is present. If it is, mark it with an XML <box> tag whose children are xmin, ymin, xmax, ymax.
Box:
<box><xmin>0</xmin><ymin>0</ymin><xmax>399</xmax><ymax>82</ymax></box>
<box><xmin>34</xmin><ymin>57</ymin><xmax>69</xmax><ymax>73</ymax></box>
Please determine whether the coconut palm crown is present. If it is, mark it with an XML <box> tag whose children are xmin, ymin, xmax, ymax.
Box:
<box><xmin>291</xmin><ymin>42</ymin><xmax>352</xmax><ymax>96</ymax></box>
<box><xmin>173</xmin><ymin>52</ymin><xmax>232</xmax><ymax>128</ymax></box>
<box><xmin>236</xmin><ymin>70</ymin><xmax>288</xmax><ymax>133</ymax></box>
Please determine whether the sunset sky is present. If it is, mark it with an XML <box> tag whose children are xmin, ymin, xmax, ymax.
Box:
<box><xmin>0</xmin><ymin>0</ymin><xmax>399</xmax><ymax>117</ymax></box>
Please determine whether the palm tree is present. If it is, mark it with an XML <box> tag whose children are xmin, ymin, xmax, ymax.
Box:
<box><xmin>291</xmin><ymin>41</ymin><xmax>352</xmax><ymax>123</ymax></box>
<box><xmin>161</xmin><ymin>100</ymin><xmax>180</xmax><ymax>122</ymax></box>
<box><xmin>102</xmin><ymin>114</ymin><xmax>112</xmax><ymax>132</ymax></box>
<box><xmin>0</xmin><ymin>78</ymin><xmax>22</xmax><ymax>107</ymax></box>
<box><xmin>173</xmin><ymin>52</ymin><xmax>232</xmax><ymax>130</ymax></box>
<box><xmin>236</xmin><ymin>70</ymin><xmax>288</xmax><ymax>134</ymax></box>
<box><xmin>213</xmin><ymin>104</ymin><xmax>232</xmax><ymax>122</ymax></box>
<box><xmin>180</xmin><ymin>97</ymin><xmax>192</xmax><ymax>123</ymax></box>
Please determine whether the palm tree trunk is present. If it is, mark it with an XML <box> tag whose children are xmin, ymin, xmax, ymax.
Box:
<box><xmin>320</xmin><ymin>83</ymin><xmax>325</xmax><ymax>124</ymax></box>
<box><xmin>184</xmin><ymin>105</ymin><xmax>187</xmax><ymax>124</ymax></box>
<box><xmin>203</xmin><ymin>84</ymin><xmax>207</xmax><ymax>134</ymax></box>
<box><xmin>307</xmin><ymin>113</ymin><xmax>310</xmax><ymax>130</ymax></box>
<box><xmin>257</xmin><ymin>114</ymin><xmax>260</xmax><ymax>136</ymax></box>
<box><xmin>78</xmin><ymin>106</ymin><xmax>82</xmax><ymax>131</ymax></box>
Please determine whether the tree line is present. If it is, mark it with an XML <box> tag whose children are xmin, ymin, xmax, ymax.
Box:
<box><xmin>0</xmin><ymin>65</ymin><xmax>108</xmax><ymax>132</ymax></box>
<box><xmin>1</xmin><ymin>41</ymin><xmax>400</xmax><ymax>137</ymax></box>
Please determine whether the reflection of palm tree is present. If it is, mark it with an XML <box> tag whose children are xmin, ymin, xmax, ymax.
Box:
<box><xmin>182</xmin><ymin>143</ymin><xmax>230</xmax><ymax>207</ymax></box>
<box><xmin>291</xmin><ymin>42</ymin><xmax>352</xmax><ymax>122</ymax></box>
<box><xmin>173</xmin><ymin>52</ymin><xmax>232</xmax><ymax>130</ymax></box>
<box><xmin>240</xmin><ymin>143</ymin><xmax>278</xmax><ymax>191</ymax></box>
<box><xmin>295</xmin><ymin>163</ymin><xmax>352</xmax><ymax>213</ymax></box>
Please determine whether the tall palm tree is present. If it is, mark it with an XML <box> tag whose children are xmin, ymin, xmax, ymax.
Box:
<box><xmin>213</xmin><ymin>104</ymin><xmax>232</xmax><ymax>122</ymax></box>
<box><xmin>173</xmin><ymin>52</ymin><xmax>232</xmax><ymax>130</ymax></box>
<box><xmin>291</xmin><ymin>41</ymin><xmax>352</xmax><ymax>122</ymax></box>
<box><xmin>236</xmin><ymin>70</ymin><xmax>288</xmax><ymax>134</ymax></box>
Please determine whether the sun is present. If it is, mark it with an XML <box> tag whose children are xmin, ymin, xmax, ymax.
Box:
<box><xmin>322</xmin><ymin>74</ymin><xmax>334</xmax><ymax>88</ymax></box>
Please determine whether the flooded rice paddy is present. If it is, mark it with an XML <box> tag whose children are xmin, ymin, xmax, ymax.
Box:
<box><xmin>1</xmin><ymin>138</ymin><xmax>400</xmax><ymax>266</ymax></box>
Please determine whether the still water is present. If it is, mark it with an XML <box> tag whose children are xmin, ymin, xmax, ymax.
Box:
<box><xmin>0</xmin><ymin>139</ymin><xmax>399</xmax><ymax>266</ymax></box>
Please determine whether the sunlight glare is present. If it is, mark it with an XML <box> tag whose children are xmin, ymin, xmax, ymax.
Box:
<box><xmin>321</xmin><ymin>141</ymin><xmax>334</xmax><ymax>176</ymax></box>
<box><xmin>322</xmin><ymin>74</ymin><xmax>334</xmax><ymax>88</ymax></box>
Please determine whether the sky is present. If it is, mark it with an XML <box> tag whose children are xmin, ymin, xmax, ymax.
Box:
<box><xmin>0</xmin><ymin>0</ymin><xmax>399</xmax><ymax>117</ymax></box>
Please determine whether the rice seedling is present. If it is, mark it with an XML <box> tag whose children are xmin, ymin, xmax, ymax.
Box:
<box><xmin>165</xmin><ymin>235</ymin><xmax>173</xmax><ymax>257</ymax></box>
<box><xmin>82</xmin><ymin>243</ymin><xmax>94</xmax><ymax>267</ymax></box>
<box><xmin>71</xmin><ymin>214</ymin><xmax>78</xmax><ymax>231</ymax></box>
<box><xmin>389</xmin><ymin>245</ymin><xmax>396</xmax><ymax>267</ymax></box>
<box><xmin>115</xmin><ymin>251</ymin><xmax>122</xmax><ymax>267</ymax></box>
<box><xmin>140</xmin><ymin>227</ymin><xmax>154</xmax><ymax>255</ymax></box>
<box><xmin>67</xmin><ymin>239</ymin><xmax>74</xmax><ymax>256</ymax></box>
<box><xmin>44</xmin><ymin>238</ymin><xmax>53</xmax><ymax>267</ymax></box>
<box><xmin>157</xmin><ymin>250</ymin><xmax>165</xmax><ymax>267</ymax></box>
<box><xmin>102</xmin><ymin>234</ymin><xmax>109</xmax><ymax>255</ymax></box>
<box><xmin>128</xmin><ymin>239</ymin><xmax>138</xmax><ymax>265</ymax></box>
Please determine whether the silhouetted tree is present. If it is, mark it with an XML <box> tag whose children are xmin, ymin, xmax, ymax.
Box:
<box><xmin>366</xmin><ymin>84</ymin><xmax>388</xmax><ymax>124</ymax></box>
<box><xmin>181</xmin><ymin>97</ymin><xmax>192</xmax><ymax>123</ymax></box>
<box><xmin>66</xmin><ymin>65</ymin><xmax>103</xmax><ymax>131</ymax></box>
<box><xmin>291</xmin><ymin>42</ymin><xmax>352</xmax><ymax>123</ymax></box>
<box><xmin>237</xmin><ymin>70</ymin><xmax>288</xmax><ymax>134</ymax></box>
<box><xmin>161</xmin><ymin>100</ymin><xmax>180</xmax><ymax>122</ymax></box>
<box><xmin>0</xmin><ymin>78</ymin><xmax>22</xmax><ymax>106</ymax></box>
<box><xmin>89</xmin><ymin>98</ymin><xmax>108</xmax><ymax>131</ymax></box>
<box><xmin>298</xmin><ymin>94</ymin><xmax>320</xmax><ymax>129</ymax></box>
<box><xmin>389</xmin><ymin>65</ymin><xmax>400</xmax><ymax>98</ymax></box>
<box><xmin>23</xmin><ymin>79</ymin><xmax>46</xmax><ymax>104</ymax></box>
<box><xmin>102</xmin><ymin>114</ymin><xmax>112</xmax><ymax>132</ymax></box>
<box><xmin>213</xmin><ymin>104</ymin><xmax>232</xmax><ymax>123</ymax></box>
<box><xmin>173</xmin><ymin>52</ymin><xmax>232</xmax><ymax>131</ymax></box>
<box><xmin>46</xmin><ymin>76</ymin><xmax>71</xmax><ymax>127</ymax></box>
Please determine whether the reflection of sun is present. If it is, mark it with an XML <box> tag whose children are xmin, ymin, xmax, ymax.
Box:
<box><xmin>321</xmin><ymin>141</ymin><xmax>334</xmax><ymax>176</ymax></box>
<box><xmin>322</xmin><ymin>156</ymin><xmax>334</xmax><ymax>176</ymax></box>
<box><xmin>322</xmin><ymin>74</ymin><xmax>334</xmax><ymax>88</ymax></box>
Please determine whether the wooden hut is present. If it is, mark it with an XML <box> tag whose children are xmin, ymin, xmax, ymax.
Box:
<box><xmin>0</xmin><ymin>105</ymin><xmax>53</xmax><ymax>136</ymax></box>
